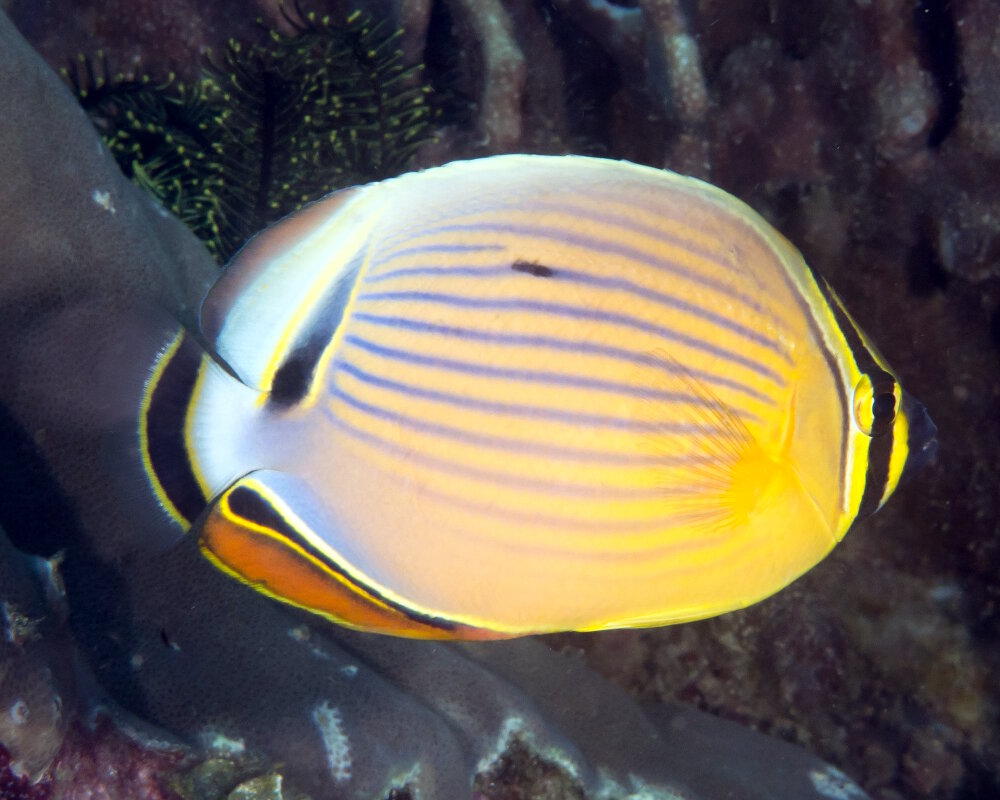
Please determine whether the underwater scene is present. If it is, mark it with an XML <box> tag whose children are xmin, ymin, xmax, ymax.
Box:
<box><xmin>0</xmin><ymin>0</ymin><xmax>997</xmax><ymax>798</ymax></box>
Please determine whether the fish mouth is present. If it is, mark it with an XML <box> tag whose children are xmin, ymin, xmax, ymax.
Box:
<box><xmin>900</xmin><ymin>392</ymin><xmax>937</xmax><ymax>484</ymax></box>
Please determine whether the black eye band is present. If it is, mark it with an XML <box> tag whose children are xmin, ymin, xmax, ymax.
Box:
<box><xmin>814</xmin><ymin>279</ymin><xmax>897</xmax><ymax>519</ymax></box>
<box><xmin>872</xmin><ymin>391</ymin><xmax>896</xmax><ymax>420</ymax></box>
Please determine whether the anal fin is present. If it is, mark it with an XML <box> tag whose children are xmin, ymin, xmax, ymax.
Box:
<box><xmin>197</xmin><ymin>470</ymin><xmax>502</xmax><ymax>639</ymax></box>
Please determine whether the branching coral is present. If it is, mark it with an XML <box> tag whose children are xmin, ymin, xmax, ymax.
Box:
<box><xmin>384</xmin><ymin>0</ymin><xmax>708</xmax><ymax>158</ymax></box>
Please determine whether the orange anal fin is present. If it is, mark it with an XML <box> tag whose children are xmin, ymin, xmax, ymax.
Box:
<box><xmin>198</xmin><ymin>482</ymin><xmax>503</xmax><ymax>640</ymax></box>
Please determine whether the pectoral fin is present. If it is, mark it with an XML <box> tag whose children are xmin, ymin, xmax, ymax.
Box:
<box><xmin>629</xmin><ymin>350</ymin><xmax>792</xmax><ymax>532</ymax></box>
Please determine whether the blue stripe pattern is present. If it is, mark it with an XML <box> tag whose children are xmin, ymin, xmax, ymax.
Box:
<box><xmin>356</xmin><ymin>290</ymin><xmax>786</xmax><ymax>384</ymax></box>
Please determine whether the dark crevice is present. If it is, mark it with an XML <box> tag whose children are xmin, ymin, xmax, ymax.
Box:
<box><xmin>539</xmin><ymin>0</ymin><xmax>622</xmax><ymax>151</ymax></box>
<box><xmin>989</xmin><ymin>304</ymin><xmax>1000</xmax><ymax>355</ymax></box>
<box><xmin>955</xmin><ymin>755</ymin><xmax>1000</xmax><ymax>800</ymax></box>
<box><xmin>906</xmin><ymin>214</ymin><xmax>950</xmax><ymax>296</ymax></box>
<box><xmin>422</xmin><ymin>0</ymin><xmax>476</xmax><ymax>132</ymax></box>
<box><xmin>913</xmin><ymin>0</ymin><xmax>963</xmax><ymax>149</ymax></box>
<box><xmin>0</xmin><ymin>403</ymin><xmax>78</xmax><ymax>557</ymax></box>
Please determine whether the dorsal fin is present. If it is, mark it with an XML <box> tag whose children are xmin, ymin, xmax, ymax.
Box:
<box><xmin>199</xmin><ymin>185</ymin><xmax>373</xmax><ymax>390</ymax></box>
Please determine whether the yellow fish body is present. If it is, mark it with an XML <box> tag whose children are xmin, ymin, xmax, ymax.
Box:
<box><xmin>137</xmin><ymin>155</ymin><xmax>935</xmax><ymax>639</ymax></box>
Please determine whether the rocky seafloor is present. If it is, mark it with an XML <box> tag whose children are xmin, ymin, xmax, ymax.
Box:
<box><xmin>0</xmin><ymin>1</ymin><xmax>998</xmax><ymax>799</ymax></box>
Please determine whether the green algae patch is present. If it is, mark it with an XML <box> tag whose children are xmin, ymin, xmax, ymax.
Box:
<box><xmin>64</xmin><ymin>6</ymin><xmax>436</xmax><ymax>262</ymax></box>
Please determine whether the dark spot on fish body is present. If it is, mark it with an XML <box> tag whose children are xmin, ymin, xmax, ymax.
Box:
<box><xmin>268</xmin><ymin>250</ymin><xmax>365</xmax><ymax>409</ymax></box>
<box><xmin>269</xmin><ymin>349</ymin><xmax>313</xmax><ymax>407</ymax></box>
<box><xmin>512</xmin><ymin>260</ymin><xmax>556</xmax><ymax>278</ymax></box>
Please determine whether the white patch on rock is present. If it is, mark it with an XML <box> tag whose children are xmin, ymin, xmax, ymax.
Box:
<box><xmin>476</xmin><ymin>715</ymin><xmax>582</xmax><ymax>784</ymax></box>
<box><xmin>312</xmin><ymin>700</ymin><xmax>352</xmax><ymax>783</ymax></box>
<box><xmin>288</xmin><ymin>625</ymin><xmax>351</xmax><ymax>665</ymax></box>
<box><xmin>339</xmin><ymin>664</ymin><xmax>358</xmax><ymax>678</ymax></box>
<box><xmin>9</xmin><ymin>699</ymin><xmax>30</xmax><ymax>726</ymax></box>
<box><xmin>91</xmin><ymin>189</ymin><xmax>116</xmax><ymax>214</ymax></box>
<box><xmin>1</xmin><ymin>600</ymin><xmax>13</xmax><ymax>642</ymax></box>
<box><xmin>382</xmin><ymin>762</ymin><xmax>422</xmax><ymax>800</ymax></box>
<box><xmin>809</xmin><ymin>766</ymin><xmax>868</xmax><ymax>799</ymax></box>
<box><xmin>39</xmin><ymin>550</ymin><xmax>66</xmax><ymax>599</ymax></box>
<box><xmin>593</xmin><ymin>768</ymin><xmax>690</xmax><ymax>800</ymax></box>
<box><xmin>929</xmin><ymin>582</ymin><xmax>961</xmax><ymax>603</ymax></box>
<box><xmin>476</xmin><ymin>715</ymin><xmax>526</xmax><ymax>775</ymax></box>
<box><xmin>288</xmin><ymin>625</ymin><xmax>310</xmax><ymax>643</ymax></box>
<box><xmin>102</xmin><ymin>710</ymin><xmax>182</xmax><ymax>752</ymax></box>
<box><xmin>198</xmin><ymin>729</ymin><xmax>247</xmax><ymax>756</ymax></box>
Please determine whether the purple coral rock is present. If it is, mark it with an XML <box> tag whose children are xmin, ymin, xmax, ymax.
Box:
<box><xmin>49</xmin><ymin>720</ymin><xmax>184</xmax><ymax>800</ymax></box>
<box><xmin>0</xmin><ymin>743</ymin><xmax>51</xmax><ymax>800</ymax></box>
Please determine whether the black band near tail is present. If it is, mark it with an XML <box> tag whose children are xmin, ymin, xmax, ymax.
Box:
<box><xmin>143</xmin><ymin>333</ymin><xmax>210</xmax><ymax>526</ymax></box>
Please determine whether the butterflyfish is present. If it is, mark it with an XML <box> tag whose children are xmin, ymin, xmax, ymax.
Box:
<box><xmin>133</xmin><ymin>155</ymin><xmax>936</xmax><ymax>639</ymax></box>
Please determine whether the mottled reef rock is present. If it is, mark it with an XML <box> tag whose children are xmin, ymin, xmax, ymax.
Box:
<box><xmin>1</xmin><ymin>1</ymin><xmax>999</xmax><ymax>799</ymax></box>
<box><xmin>0</xmin><ymin>530</ymin><xmax>72</xmax><ymax>786</ymax></box>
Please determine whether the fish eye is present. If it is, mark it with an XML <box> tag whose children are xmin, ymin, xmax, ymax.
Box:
<box><xmin>853</xmin><ymin>375</ymin><xmax>898</xmax><ymax>437</ymax></box>
<box><xmin>872</xmin><ymin>391</ymin><xmax>896</xmax><ymax>420</ymax></box>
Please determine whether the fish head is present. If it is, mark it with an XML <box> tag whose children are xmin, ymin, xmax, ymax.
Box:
<box><xmin>897</xmin><ymin>391</ymin><xmax>938</xmax><ymax>485</ymax></box>
<box><xmin>849</xmin><ymin>367</ymin><xmax>936</xmax><ymax>516</ymax></box>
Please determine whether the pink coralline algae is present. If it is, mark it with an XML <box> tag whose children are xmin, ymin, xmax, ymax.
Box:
<box><xmin>0</xmin><ymin>743</ymin><xmax>51</xmax><ymax>800</ymax></box>
<box><xmin>47</xmin><ymin>720</ymin><xmax>185</xmax><ymax>800</ymax></box>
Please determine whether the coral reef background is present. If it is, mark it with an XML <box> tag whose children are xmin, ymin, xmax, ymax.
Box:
<box><xmin>1</xmin><ymin>0</ymin><xmax>998</xmax><ymax>798</ymax></box>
